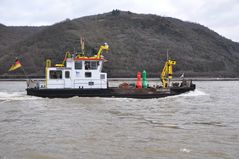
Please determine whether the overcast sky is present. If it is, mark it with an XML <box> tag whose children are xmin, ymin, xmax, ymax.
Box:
<box><xmin>0</xmin><ymin>0</ymin><xmax>239</xmax><ymax>42</ymax></box>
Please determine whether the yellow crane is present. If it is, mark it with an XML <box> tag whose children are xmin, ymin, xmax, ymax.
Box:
<box><xmin>55</xmin><ymin>51</ymin><xmax>71</xmax><ymax>67</ymax></box>
<box><xmin>55</xmin><ymin>41</ymin><xmax>109</xmax><ymax>67</ymax></box>
<box><xmin>75</xmin><ymin>42</ymin><xmax>109</xmax><ymax>59</ymax></box>
<box><xmin>161</xmin><ymin>59</ymin><xmax>176</xmax><ymax>88</ymax></box>
<box><xmin>96</xmin><ymin>43</ymin><xmax>109</xmax><ymax>58</ymax></box>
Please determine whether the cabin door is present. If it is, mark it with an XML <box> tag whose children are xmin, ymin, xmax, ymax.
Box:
<box><xmin>64</xmin><ymin>71</ymin><xmax>72</xmax><ymax>88</ymax></box>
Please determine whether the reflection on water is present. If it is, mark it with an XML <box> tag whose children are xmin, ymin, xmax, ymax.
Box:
<box><xmin>0</xmin><ymin>81</ymin><xmax>239</xmax><ymax>159</ymax></box>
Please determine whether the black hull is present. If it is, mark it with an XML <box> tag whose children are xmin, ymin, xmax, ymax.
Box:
<box><xmin>26</xmin><ymin>84</ymin><xmax>196</xmax><ymax>99</ymax></box>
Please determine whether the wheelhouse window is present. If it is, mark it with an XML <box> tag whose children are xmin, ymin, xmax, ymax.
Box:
<box><xmin>91</xmin><ymin>61</ymin><xmax>98</xmax><ymax>70</ymax></box>
<box><xmin>85</xmin><ymin>72</ymin><xmax>92</xmax><ymax>78</ymax></box>
<box><xmin>85</xmin><ymin>61</ymin><xmax>98</xmax><ymax>70</ymax></box>
<box><xmin>75</xmin><ymin>61</ymin><xmax>82</xmax><ymax>69</ymax></box>
<box><xmin>65</xmin><ymin>71</ymin><xmax>70</xmax><ymax>79</ymax></box>
<box><xmin>49</xmin><ymin>70</ymin><xmax>62</xmax><ymax>79</ymax></box>
<box><xmin>100</xmin><ymin>74</ymin><xmax>105</xmax><ymax>79</ymax></box>
<box><xmin>88</xmin><ymin>82</ymin><xmax>94</xmax><ymax>86</ymax></box>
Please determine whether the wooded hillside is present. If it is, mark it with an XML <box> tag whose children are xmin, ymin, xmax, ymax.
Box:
<box><xmin>1</xmin><ymin>10</ymin><xmax>239</xmax><ymax>77</ymax></box>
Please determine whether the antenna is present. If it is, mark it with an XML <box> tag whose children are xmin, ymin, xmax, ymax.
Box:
<box><xmin>166</xmin><ymin>48</ymin><xmax>169</xmax><ymax>60</ymax></box>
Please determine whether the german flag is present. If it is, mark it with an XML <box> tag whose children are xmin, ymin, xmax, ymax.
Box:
<box><xmin>9</xmin><ymin>59</ymin><xmax>22</xmax><ymax>71</ymax></box>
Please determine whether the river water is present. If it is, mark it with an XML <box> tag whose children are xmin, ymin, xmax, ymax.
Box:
<box><xmin>0</xmin><ymin>81</ymin><xmax>238</xmax><ymax>159</ymax></box>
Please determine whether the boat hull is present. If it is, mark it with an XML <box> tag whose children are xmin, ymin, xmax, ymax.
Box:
<box><xmin>26</xmin><ymin>84</ymin><xmax>196</xmax><ymax>99</ymax></box>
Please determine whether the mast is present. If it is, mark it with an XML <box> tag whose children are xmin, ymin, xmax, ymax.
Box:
<box><xmin>80</xmin><ymin>37</ymin><xmax>85</xmax><ymax>56</ymax></box>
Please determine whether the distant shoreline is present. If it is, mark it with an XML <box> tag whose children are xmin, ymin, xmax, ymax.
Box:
<box><xmin>1</xmin><ymin>77</ymin><xmax>239</xmax><ymax>81</ymax></box>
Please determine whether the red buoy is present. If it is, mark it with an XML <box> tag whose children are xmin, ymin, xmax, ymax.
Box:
<box><xmin>136</xmin><ymin>71</ymin><xmax>142</xmax><ymax>88</ymax></box>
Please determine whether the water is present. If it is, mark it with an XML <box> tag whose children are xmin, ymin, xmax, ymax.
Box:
<box><xmin>0</xmin><ymin>81</ymin><xmax>239</xmax><ymax>159</ymax></box>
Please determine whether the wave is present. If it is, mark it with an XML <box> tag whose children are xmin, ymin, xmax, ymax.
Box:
<box><xmin>179</xmin><ymin>89</ymin><xmax>208</xmax><ymax>97</ymax></box>
<box><xmin>71</xmin><ymin>89</ymin><xmax>208</xmax><ymax>102</ymax></box>
<box><xmin>0</xmin><ymin>89</ymin><xmax>207</xmax><ymax>103</ymax></box>
<box><xmin>169</xmin><ymin>89</ymin><xmax>208</xmax><ymax>98</ymax></box>
<box><xmin>0</xmin><ymin>91</ymin><xmax>40</xmax><ymax>102</ymax></box>
<box><xmin>180</xmin><ymin>148</ymin><xmax>191</xmax><ymax>153</ymax></box>
<box><xmin>192</xmin><ymin>121</ymin><xmax>226</xmax><ymax>127</ymax></box>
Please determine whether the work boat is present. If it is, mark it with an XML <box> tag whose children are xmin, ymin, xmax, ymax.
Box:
<box><xmin>26</xmin><ymin>43</ymin><xmax>196</xmax><ymax>98</ymax></box>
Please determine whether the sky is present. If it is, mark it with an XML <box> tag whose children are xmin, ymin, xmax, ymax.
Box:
<box><xmin>0</xmin><ymin>0</ymin><xmax>239</xmax><ymax>42</ymax></box>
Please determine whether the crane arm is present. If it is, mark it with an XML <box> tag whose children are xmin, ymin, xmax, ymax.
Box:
<box><xmin>161</xmin><ymin>60</ymin><xmax>176</xmax><ymax>88</ymax></box>
<box><xmin>161</xmin><ymin>61</ymin><xmax>169</xmax><ymax>88</ymax></box>
<box><xmin>55</xmin><ymin>51</ymin><xmax>71</xmax><ymax>67</ymax></box>
<box><xmin>97</xmin><ymin>43</ymin><xmax>109</xmax><ymax>58</ymax></box>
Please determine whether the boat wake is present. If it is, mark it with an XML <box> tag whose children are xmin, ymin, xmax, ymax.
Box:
<box><xmin>0</xmin><ymin>91</ymin><xmax>40</xmax><ymax>103</ymax></box>
<box><xmin>83</xmin><ymin>90</ymin><xmax>207</xmax><ymax>101</ymax></box>
<box><xmin>160</xmin><ymin>89</ymin><xmax>208</xmax><ymax>100</ymax></box>
<box><xmin>179</xmin><ymin>89</ymin><xmax>208</xmax><ymax>97</ymax></box>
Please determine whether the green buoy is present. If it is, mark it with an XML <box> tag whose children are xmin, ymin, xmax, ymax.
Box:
<box><xmin>142</xmin><ymin>70</ymin><xmax>148</xmax><ymax>88</ymax></box>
